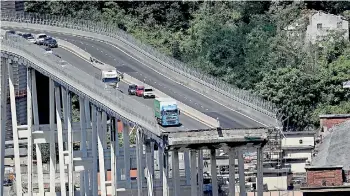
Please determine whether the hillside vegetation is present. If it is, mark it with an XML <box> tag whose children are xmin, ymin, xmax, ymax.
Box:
<box><xmin>25</xmin><ymin>1</ymin><xmax>350</xmax><ymax>131</ymax></box>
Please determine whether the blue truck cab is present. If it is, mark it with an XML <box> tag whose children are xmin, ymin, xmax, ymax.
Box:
<box><xmin>154</xmin><ymin>97</ymin><xmax>180</xmax><ymax>126</ymax></box>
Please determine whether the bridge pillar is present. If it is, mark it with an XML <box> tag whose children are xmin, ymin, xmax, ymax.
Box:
<box><xmin>79</xmin><ymin>97</ymin><xmax>89</xmax><ymax>196</ymax></box>
<box><xmin>197</xmin><ymin>149</ymin><xmax>204</xmax><ymax>196</ymax></box>
<box><xmin>145</xmin><ymin>138</ymin><xmax>154</xmax><ymax>196</ymax></box>
<box><xmin>190</xmin><ymin>149</ymin><xmax>198</xmax><ymax>196</ymax></box>
<box><xmin>122</xmin><ymin>121</ymin><xmax>131</xmax><ymax>189</ymax></box>
<box><xmin>228</xmin><ymin>147</ymin><xmax>236</xmax><ymax>196</ymax></box>
<box><xmin>172</xmin><ymin>149</ymin><xmax>180</xmax><ymax>196</ymax></box>
<box><xmin>210</xmin><ymin>149</ymin><xmax>219</xmax><ymax>196</ymax></box>
<box><xmin>136</xmin><ymin>128</ymin><xmax>145</xmax><ymax>196</ymax></box>
<box><xmin>0</xmin><ymin>58</ymin><xmax>9</xmax><ymax>196</ymax></box>
<box><xmin>8</xmin><ymin>61</ymin><xmax>23</xmax><ymax>195</ymax></box>
<box><xmin>27</xmin><ymin>67</ymin><xmax>33</xmax><ymax>196</ymax></box>
<box><xmin>238</xmin><ymin>148</ymin><xmax>246</xmax><ymax>196</ymax></box>
<box><xmin>91</xmin><ymin>105</ymin><xmax>99</xmax><ymax>196</ymax></box>
<box><xmin>184</xmin><ymin>149</ymin><xmax>190</xmax><ymax>185</ymax></box>
<box><xmin>257</xmin><ymin>146</ymin><xmax>264</xmax><ymax>196</ymax></box>
<box><xmin>49</xmin><ymin>78</ymin><xmax>56</xmax><ymax>196</ymax></box>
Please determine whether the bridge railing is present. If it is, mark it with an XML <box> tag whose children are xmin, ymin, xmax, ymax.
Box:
<box><xmin>1</xmin><ymin>12</ymin><xmax>279</xmax><ymax>123</ymax></box>
<box><xmin>1</xmin><ymin>34</ymin><xmax>159</xmax><ymax>135</ymax></box>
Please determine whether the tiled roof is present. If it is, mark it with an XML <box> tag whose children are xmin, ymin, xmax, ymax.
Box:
<box><xmin>311</xmin><ymin>120</ymin><xmax>350</xmax><ymax>170</ymax></box>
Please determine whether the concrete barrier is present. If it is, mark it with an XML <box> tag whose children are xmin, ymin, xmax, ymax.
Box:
<box><xmin>57</xmin><ymin>37</ymin><xmax>219</xmax><ymax>128</ymax></box>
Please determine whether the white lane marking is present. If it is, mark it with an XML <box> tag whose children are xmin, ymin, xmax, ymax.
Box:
<box><xmin>75</xmin><ymin>36</ymin><xmax>269</xmax><ymax>126</ymax></box>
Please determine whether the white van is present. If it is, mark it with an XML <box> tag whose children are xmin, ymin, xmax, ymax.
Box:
<box><xmin>35</xmin><ymin>33</ymin><xmax>47</xmax><ymax>45</ymax></box>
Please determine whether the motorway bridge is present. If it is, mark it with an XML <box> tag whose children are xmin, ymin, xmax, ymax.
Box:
<box><xmin>0</xmin><ymin>13</ymin><xmax>279</xmax><ymax>196</ymax></box>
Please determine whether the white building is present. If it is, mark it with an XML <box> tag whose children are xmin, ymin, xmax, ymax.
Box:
<box><xmin>305</xmin><ymin>11</ymin><xmax>349</xmax><ymax>44</ymax></box>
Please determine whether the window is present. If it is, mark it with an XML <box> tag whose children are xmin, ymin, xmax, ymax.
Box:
<box><xmin>337</xmin><ymin>21</ymin><xmax>342</xmax><ymax>28</ymax></box>
<box><xmin>317</xmin><ymin>23</ymin><xmax>322</xmax><ymax>29</ymax></box>
<box><xmin>299</xmin><ymin>139</ymin><xmax>303</xmax><ymax>144</ymax></box>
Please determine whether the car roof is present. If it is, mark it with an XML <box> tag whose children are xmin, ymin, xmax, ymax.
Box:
<box><xmin>45</xmin><ymin>48</ymin><xmax>51</xmax><ymax>50</ymax></box>
<box><xmin>129</xmin><ymin>84</ymin><xmax>137</xmax><ymax>87</ymax></box>
<box><xmin>137</xmin><ymin>86</ymin><xmax>144</xmax><ymax>88</ymax></box>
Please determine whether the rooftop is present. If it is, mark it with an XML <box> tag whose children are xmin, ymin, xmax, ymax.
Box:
<box><xmin>311</xmin><ymin>120</ymin><xmax>350</xmax><ymax>170</ymax></box>
<box><xmin>319</xmin><ymin>114</ymin><xmax>350</xmax><ymax>119</ymax></box>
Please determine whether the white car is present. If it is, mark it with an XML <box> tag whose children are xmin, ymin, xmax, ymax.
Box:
<box><xmin>143</xmin><ymin>88</ymin><xmax>155</xmax><ymax>99</ymax></box>
<box><xmin>35</xmin><ymin>33</ymin><xmax>47</xmax><ymax>45</ymax></box>
<box><xmin>22</xmin><ymin>33</ymin><xmax>36</xmax><ymax>43</ymax></box>
<box><xmin>44</xmin><ymin>47</ymin><xmax>53</xmax><ymax>54</ymax></box>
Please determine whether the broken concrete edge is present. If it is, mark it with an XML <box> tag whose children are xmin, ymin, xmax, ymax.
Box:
<box><xmin>166</xmin><ymin>128</ymin><xmax>269</xmax><ymax>146</ymax></box>
<box><xmin>58</xmin><ymin>39</ymin><xmax>219</xmax><ymax>129</ymax></box>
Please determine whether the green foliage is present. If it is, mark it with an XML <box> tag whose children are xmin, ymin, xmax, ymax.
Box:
<box><xmin>25</xmin><ymin>1</ymin><xmax>350</xmax><ymax>130</ymax></box>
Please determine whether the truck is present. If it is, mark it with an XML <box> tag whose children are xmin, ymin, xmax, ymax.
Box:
<box><xmin>90</xmin><ymin>57</ymin><xmax>122</xmax><ymax>88</ymax></box>
<box><xmin>154</xmin><ymin>97</ymin><xmax>180</xmax><ymax>126</ymax></box>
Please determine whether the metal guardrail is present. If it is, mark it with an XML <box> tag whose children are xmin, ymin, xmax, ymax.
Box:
<box><xmin>0</xmin><ymin>12</ymin><xmax>279</xmax><ymax>121</ymax></box>
<box><xmin>1</xmin><ymin>34</ymin><xmax>159</xmax><ymax>135</ymax></box>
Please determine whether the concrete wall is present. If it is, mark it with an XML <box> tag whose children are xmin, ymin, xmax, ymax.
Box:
<box><xmin>289</xmin><ymin>162</ymin><xmax>307</xmax><ymax>174</ymax></box>
<box><xmin>306</xmin><ymin>12</ymin><xmax>349</xmax><ymax>44</ymax></box>
<box><xmin>284</xmin><ymin>149</ymin><xmax>312</xmax><ymax>161</ymax></box>
<box><xmin>259</xmin><ymin>175</ymin><xmax>288</xmax><ymax>191</ymax></box>
<box><xmin>282</xmin><ymin>135</ymin><xmax>314</xmax><ymax>147</ymax></box>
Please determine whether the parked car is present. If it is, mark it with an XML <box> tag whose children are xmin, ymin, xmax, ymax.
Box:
<box><xmin>128</xmin><ymin>84</ymin><xmax>137</xmax><ymax>95</ymax></box>
<box><xmin>135</xmin><ymin>85</ymin><xmax>145</xmax><ymax>97</ymax></box>
<box><xmin>44</xmin><ymin>47</ymin><xmax>53</xmax><ymax>54</ymax></box>
<box><xmin>143</xmin><ymin>88</ymin><xmax>155</xmax><ymax>99</ymax></box>
<box><xmin>35</xmin><ymin>33</ymin><xmax>47</xmax><ymax>45</ymax></box>
<box><xmin>22</xmin><ymin>33</ymin><xmax>36</xmax><ymax>43</ymax></box>
<box><xmin>43</xmin><ymin>37</ymin><xmax>58</xmax><ymax>48</ymax></box>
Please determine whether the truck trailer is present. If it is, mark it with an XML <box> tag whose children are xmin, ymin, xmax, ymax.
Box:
<box><xmin>154</xmin><ymin>97</ymin><xmax>180</xmax><ymax>126</ymax></box>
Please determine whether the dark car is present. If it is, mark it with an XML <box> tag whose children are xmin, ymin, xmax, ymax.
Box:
<box><xmin>43</xmin><ymin>37</ymin><xmax>58</xmax><ymax>48</ymax></box>
<box><xmin>128</xmin><ymin>84</ymin><xmax>137</xmax><ymax>95</ymax></box>
<box><xmin>22</xmin><ymin>33</ymin><xmax>36</xmax><ymax>43</ymax></box>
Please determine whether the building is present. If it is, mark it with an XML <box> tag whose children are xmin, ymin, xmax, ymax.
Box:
<box><xmin>305</xmin><ymin>11</ymin><xmax>349</xmax><ymax>44</ymax></box>
<box><xmin>286</xmin><ymin>11</ymin><xmax>349</xmax><ymax>45</ymax></box>
<box><xmin>301</xmin><ymin>120</ymin><xmax>350</xmax><ymax>195</ymax></box>
<box><xmin>1</xmin><ymin>0</ymin><xmax>24</xmax><ymax>13</ymax></box>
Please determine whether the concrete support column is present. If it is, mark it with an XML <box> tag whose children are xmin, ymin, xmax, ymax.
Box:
<box><xmin>162</xmin><ymin>150</ymin><xmax>169</xmax><ymax>196</ymax></box>
<box><xmin>27</xmin><ymin>67</ymin><xmax>33</xmax><ymax>196</ymax></box>
<box><xmin>55</xmin><ymin>86</ymin><xmax>67</xmax><ymax>196</ymax></box>
<box><xmin>257</xmin><ymin>146</ymin><xmax>264</xmax><ymax>196</ymax></box>
<box><xmin>228</xmin><ymin>147</ymin><xmax>236</xmax><ymax>196</ymax></box>
<box><xmin>91</xmin><ymin>106</ymin><xmax>98</xmax><ymax>196</ymax></box>
<box><xmin>79</xmin><ymin>97</ymin><xmax>89</xmax><ymax>196</ymax></box>
<box><xmin>8</xmin><ymin>62</ymin><xmax>23</xmax><ymax>195</ymax></box>
<box><xmin>210</xmin><ymin>149</ymin><xmax>218</xmax><ymax>196</ymax></box>
<box><xmin>84</xmin><ymin>99</ymin><xmax>93</xmax><ymax>192</ymax></box>
<box><xmin>32</xmin><ymin>69</ymin><xmax>44</xmax><ymax>195</ymax></box>
<box><xmin>122</xmin><ymin>121</ymin><xmax>131</xmax><ymax>189</ymax></box>
<box><xmin>110</xmin><ymin>118</ymin><xmax>118</xmax><ymax>196</ymax></box>
<box><xmin>172</xmin><ymin>150</ymin><xmax>180</xmax><ymax>196</ymax></box>
<box><xmin>238</xmin><ymin>149</ymin><xmax>246</xmax><ymax>196</ymax></box>
<box><xmin>158</xmin><ymin>143</ymin><xmax>163</xmax><ymax>184</ymax></box>
<box><xmin>190</xmin><ymin>150</ymin><xmax>198</xmax><ymax>196</ymax></box>
<box><xmin>97</xmin><ymin>111</ymin><xmax>107</xmax><ymax>196</ymax></box>
<box><xmin>150</xmin><ymin>141</ymin><xmax>155</xmax><ymax>178</ymax></box>
<box><xmin>66</xmin><ymin>91</ymin><xmax>74</xmax><ymax>196</ymax></box>
<box><xmin>49</xmin><ymin>79</ymin><xmax>56</xmax><ymax>196</ymax></box>
<box><xmin>136</xmin><ymin>129</ymin><xmax>143</xmax><ymax>196</ymax></box>
<box><xmin>184</xmin><ymin>150</ymin><xmax>190</xmax><ymax>185</ymax></box>
<box><xmin>197</xmin><ymin>149</ymin><xmax>204</xmax><ymax>196</ymax></box>
<box><xmin>0</xmin><ymin>58</ymin><xmax>8</xmax><ymax>195</ymax></box>
<box><xmin>146</xmin><ymin>140</ymin><xmax>154</xmax><ymax>196</ymax></box>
